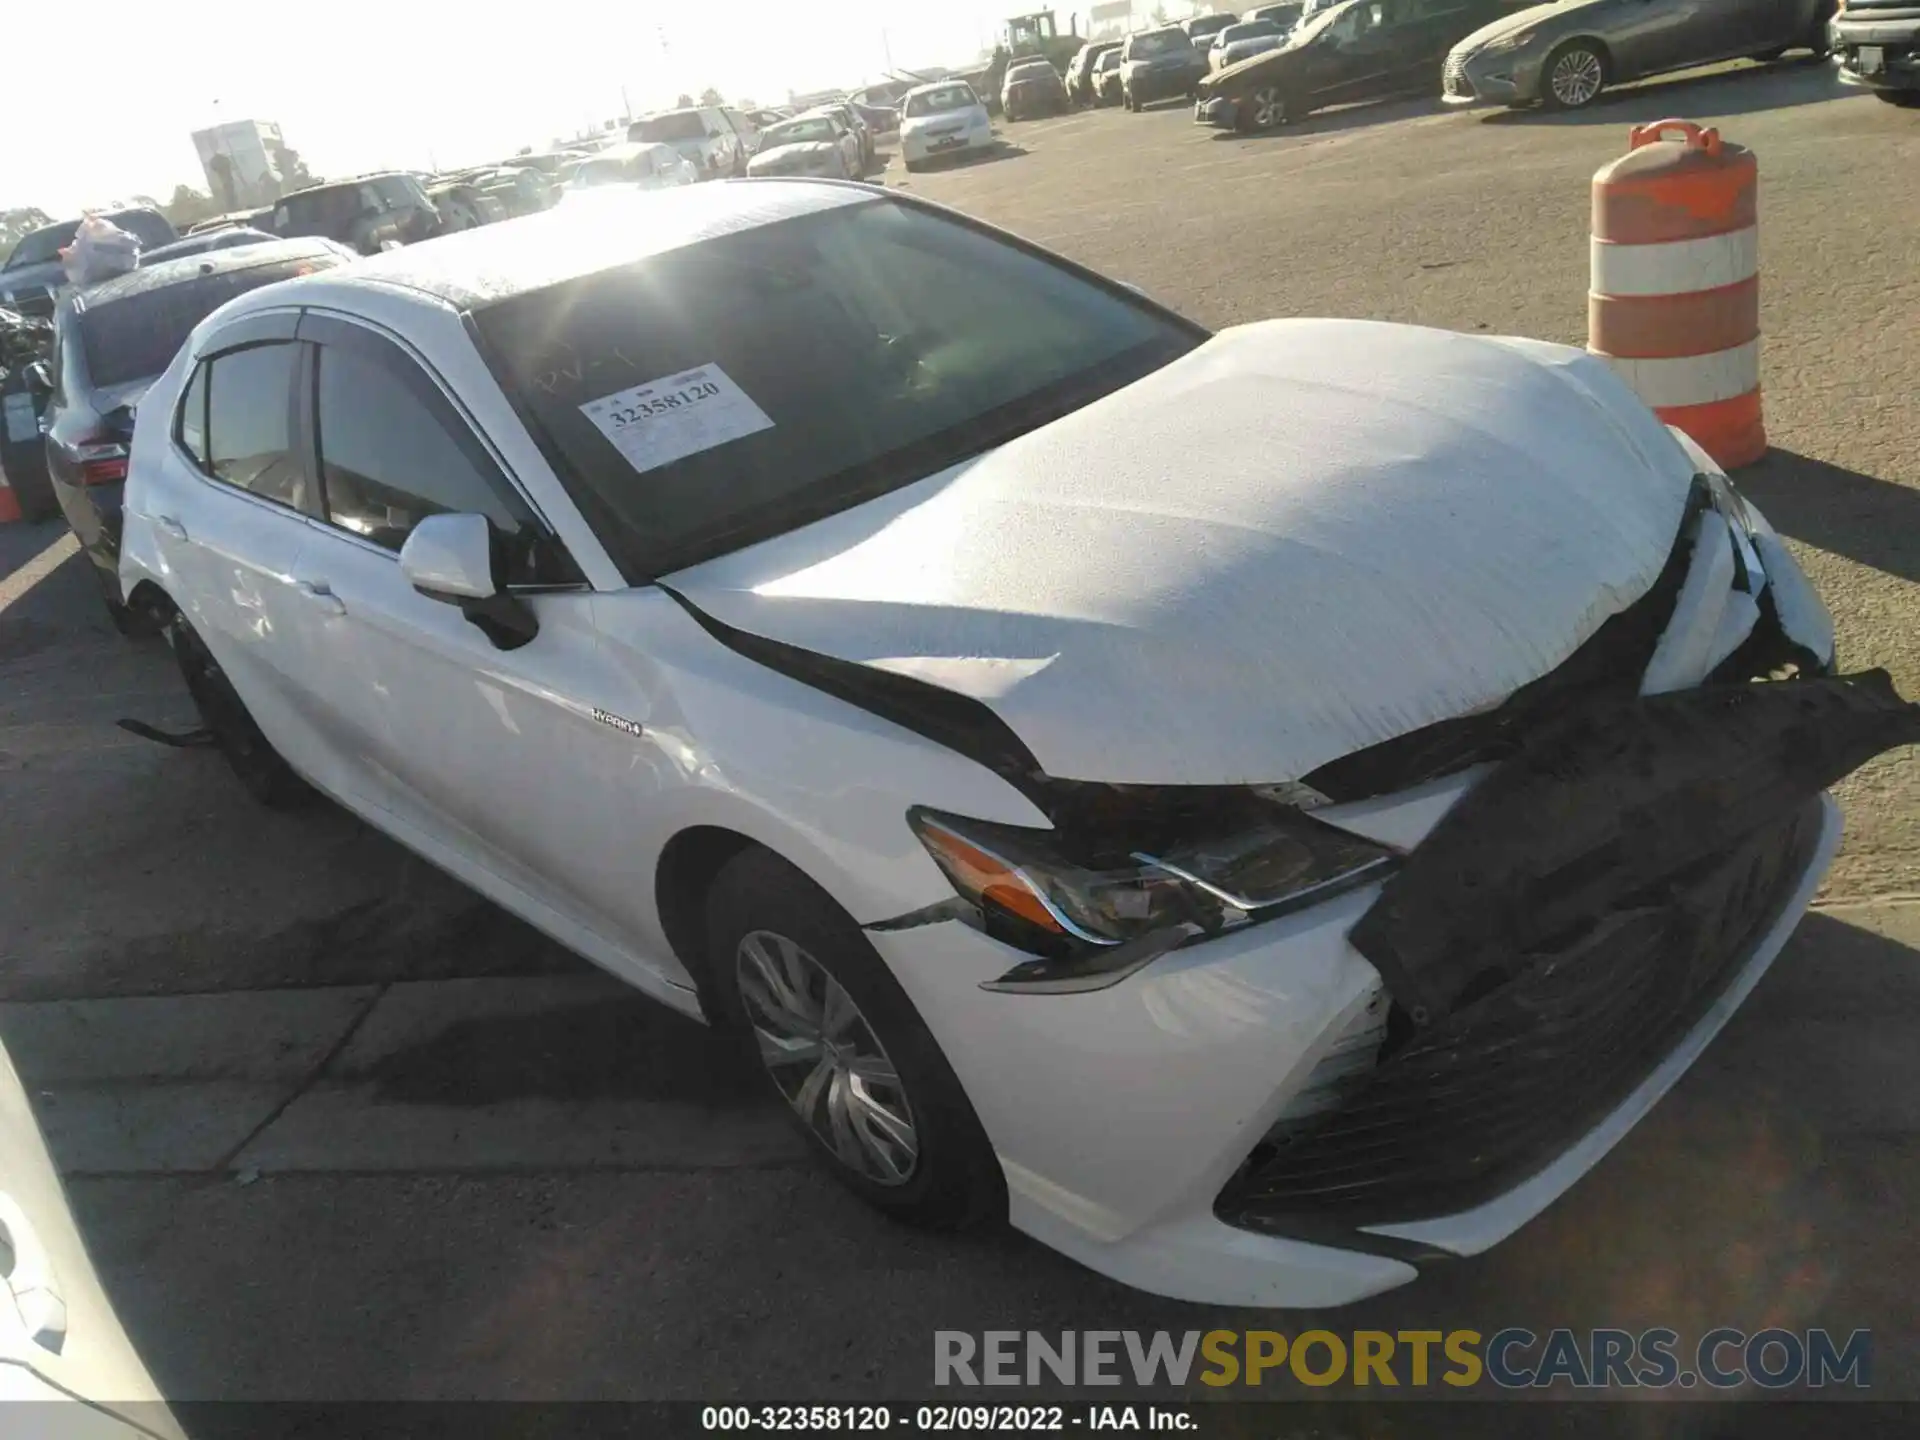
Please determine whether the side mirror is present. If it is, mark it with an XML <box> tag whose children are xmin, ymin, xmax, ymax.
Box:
<box><xmin>400</xmin><ymin>512</ymin><xmax>496</xmax><ymax>599</ymax></box>
<box><xmin>399</xmin><ymin>513</ymin><xmax>540</xmax><ymax>650</ymax></box>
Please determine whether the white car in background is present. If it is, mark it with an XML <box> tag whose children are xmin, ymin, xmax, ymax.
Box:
<box><xmin>897</xmin><ymin>81</ymin><xmax>995</xmax><ymax>172</ymax></box>
<box><xmin>1210</xmin><ymin>18</ymin><xmax>1292</xmax><ymax>70</ymax></box>
<box><xmin>747</xmin><ymin>112</ymin><xmax>864</xmax><ymax>180</ymax></box>
<box><xmin>560</xmin><ymin>142</ymin><xmax>699</xmax><ymax>202</ymax></box>
<box><xmin>0</xmin><ymin>1040</ymin><xmax>181</xmax><ymax>1436</ymax></box>
<box><xmin>115</xmin><ymin>183</ymin><xmax>1906</xmax><ymax>1307</ymax></box>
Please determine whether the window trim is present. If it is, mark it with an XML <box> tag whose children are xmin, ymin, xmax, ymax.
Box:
<box><xmin>292</xmin><ymin>308</ymin><xmax>585</xmax><ymax>589</ymax></box>
<box><xmin>188</xmin><ymin>338</ymin><xmax>318</xmax><ymax>517</ymax></box>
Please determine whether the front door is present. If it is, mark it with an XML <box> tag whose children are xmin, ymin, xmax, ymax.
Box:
<box><xmin>1612</xmin><ymin>0</ymin><xmax>1742</xmax><ymax>78</ymax></box>
<box><xmin>279</xmin><ymin>312</ymin><xmax>676</xmax><ymax>983</ymax></box>
<box><xmin>1305</xmin><ymin>0</ymin><xmax>1404</xmax><ymax>104</ymax></box>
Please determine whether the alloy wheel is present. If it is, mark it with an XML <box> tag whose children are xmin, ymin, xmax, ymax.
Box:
<box><xmin>1250</xmin><ymin>85</ymin><xmax>1286</xmax><ymax>129</ymax></box>
<box><xmin>1548</xmin><ymin>48</ymin><xmax>1605</xmax><ymax>108</ymax></box>
<box><xmin>735</xmin><ymin>929</ymin><xmax>919</xmax><ymax>1185</ymax></box>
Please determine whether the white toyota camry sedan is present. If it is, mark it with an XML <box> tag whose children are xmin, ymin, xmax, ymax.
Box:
<box><xmin>118</xmin><ymin>181</ymin><xmax>1916</xmax><ymax>1307</ymax></box>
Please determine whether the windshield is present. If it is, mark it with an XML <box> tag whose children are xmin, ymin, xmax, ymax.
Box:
<box><xmin>1220</xmin><ymin>22</ymin><xmax>1281</xmax><ymax>43</ymax></box>
<box><xmin>903</xmin><ymin>85</ymin><xmax>977</xmax><ymax>116</ymax></box>
<box><xmin>632</xmin><ymin>112</ymin><xmax>706</xmax><ymax>143</ymax></box>
<box><xmin>765</xmin><ymin>118</ymin><xmax>838</xmax><ymax>146</ymax></box>
<box><xmin>469</xmin><ymin>197</ymin><xmax>1198</xmax><ymax>579</ymax></box>
<box><xmin>78</xmin><ymin>255</ymin><xmax>343</xmax><ymax>390</ymax></box>
<box><xmin>1128</xmin><ymin>31</ymin><xmax>1193</xmax><ymax>58</ymax></box>
<box><xmin>574</xmin><ymin>157</ymin><xmax>630</xmax><ymax>186</ymax></box>
<box><xmin>4</xmin><ymin>221</ymin><xmax>78</xmax><ymax>270</ymax></box>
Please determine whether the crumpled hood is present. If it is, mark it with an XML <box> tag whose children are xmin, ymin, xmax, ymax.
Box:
<box><xmin>1453</xmin><ymin>0</ymin><xmax>1586</xmax><ymax>54</ymax></box>
<box><xmin>668</xmin><ymin>318</ymin><xmax>1696</xmax><ymax>787</ymax></box>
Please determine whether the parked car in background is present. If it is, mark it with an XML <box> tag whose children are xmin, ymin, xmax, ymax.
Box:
<box><xmin>1445</xmin><ymin>0</ymin><xmax>1835</xmax><ymax>110</ymax></box>
<box><xmin>815</xmin><ymin>101</ymin><xmax>877</xmax><ymax>168</ymax></box>
<box><xmin>185</xmin><ymin>209</ymin><xmax>266</xmax><ymax>237</ymax></box>
<box><xmin>747</xmin><ymin>111</ymin><xmax>865</xmax><ymax>178</ymax></box>
<box><xmin>140</xmin><ymin>228</ymin><xmax>280</xmax><ymax>264</ymax></box>
<box><xmin>898</xmin><ymin>80</ymin><xmax>997</xmax><ymax>170</ymax></box>
<box><xmin>0</xmin><ymin>1031</ymin><xmax>183</xmax><ymax>1436</ymax></box>
<box><xmin>44</xmin><ymin>238</ymin><xmax>354</xmax><ymax>631</ymax></box>
<box><xmin>1186</xmin><ymin>11</ymin><xmax>1241</xmax><ymax>46</ymax></box>
<box><xmin>1198</xmin><ymin>0</ymin><xmax>1525</xmax><ymax>131</ymax></box>
<box><xmin>628</xmin><ymin>106</ymin><xmax>752</xmax><ymax>179</ymax></box>
<box><xmin>1003</xmin><ymin>55</ymin><xmax>1072</xmax><ymax>118</ymax></box>
<box><xmin>272</xmin><ymin>172</ymin><xmax>442</xmax><ymax>254</ymax></box>
<box><xmin>743</xmin><ymin>107</ymin><xmax>795</xmax><ymax>134</ymax></box>
<box><xmin>1066</xmin><ymin>40</ymin><xmax>1124</xmax><ymax>104</ymax></box>
<box><xmin>1245</xmin><ymin>1</ymin><xmax>1305</xmax><ymax>25</ymax></box>
<box><xmin>1093</xmin><ymin>48</ymin><xmax>1126</xmax><ymax>104</ymax></box>
<box><xmin>426</xmin><ymin>179</ymin><xmax>507</xmax><ymax>233</ymax></box>
<box><xmin>1</xmin><ymin>209</ymin><xmax>178</xmax><ymax>318</ymax></box>
<box><xmin>114</xmin><ymin>181</ymin><xmax>1888</xmax><ymax>1311</ymax></box>
<box><xmin>563</xmin><ymin>143</ymin><xmax>702</xmax><ymax>196</ymax></box>
<box><xmin>1833</xmin><ymin>0</ymin><xmax>1920</xmax><ymax>104</ymax></box>
<box><xmin>1122</xmin><ymin>26</ymin><xmax>1210</xmax><ymax>110</ymax></box>
<box><xmin>1211</xmin><ymin>17</ymin><xmax>1291</xmax><ymax>70</ymax></box>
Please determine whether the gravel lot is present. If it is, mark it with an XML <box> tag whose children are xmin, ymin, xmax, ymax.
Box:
<box><xmin>1</xmin><ymin>57</ymin><xmax>1916</xmax><ymax>1417</ymax></box>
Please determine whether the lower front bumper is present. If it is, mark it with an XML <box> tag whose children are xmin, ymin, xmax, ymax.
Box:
<box><xmin>1193</xmin><ymin>96</ymin><xmax>1238</xmax><ymax>129</ymax></box>
<box><xmin>1833</xmin><ymin>31</ymin><xmax>1920</xmax><ymax>91</ymax></box>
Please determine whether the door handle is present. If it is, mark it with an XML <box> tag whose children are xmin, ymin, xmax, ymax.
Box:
<box><xmin>0</xmin><ymin>1193</ymin><xmax>67</xmax><ymax>1353</ymax></box>
<box><xmin>294</xmin><ymin>579</ymin><xmax>347</xmax><ymax>617</ymax></box>
<box><xmin>154</xmin><ymin>514</ymin><xmax>189</xmax><ymax>542</ymax></box>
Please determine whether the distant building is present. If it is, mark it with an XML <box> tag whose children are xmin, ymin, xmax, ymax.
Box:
<box><xmin>191</xmin><ymin>120</ymin><xmax>294</xmax><ymax>210</ymax></box>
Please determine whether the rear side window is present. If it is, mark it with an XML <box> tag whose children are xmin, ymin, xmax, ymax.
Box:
<box><xmin>204</xmin><ymin>342</ymin><xmax>305</xmax><ymax>508</ymax></box>
<box><xmin>176</xmin><ymin>362</ymin><xmax>208</xmax><ymax>464</ymax></box>
<box><xmin>78</xmin><ymin>258</ymin><xmax>342</xmax><ymax>389</ymax></box>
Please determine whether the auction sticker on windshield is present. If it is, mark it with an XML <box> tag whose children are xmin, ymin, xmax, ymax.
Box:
<box><xmin>580</xmin><ymin>364</ymin><xmax>773</xmax><ymax>474</ymax></box>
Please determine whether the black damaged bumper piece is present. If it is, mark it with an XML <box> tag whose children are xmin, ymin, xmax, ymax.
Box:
<box><xmin>1218</xmin><ymin>671</ymin><xmax>1920</xmax><ymax>1232</ymax></box>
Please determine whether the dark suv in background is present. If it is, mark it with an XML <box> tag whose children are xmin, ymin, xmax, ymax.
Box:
<box><xmin>270</xmin><ymin>173</ymin><xmax>442</xmax><ymax>254</ymax></box>
<box><xmin>1</xmin><ymin>208</ymin><xmax>177</xmax><ymax>318</ymax></box>
<box><xmin>41</xmin><ymin>238</ymin><xmax>355</xmax><ymax>631</ymax></box>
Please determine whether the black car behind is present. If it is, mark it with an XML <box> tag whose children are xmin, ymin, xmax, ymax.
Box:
<box><xmin>44</xmin><ymin>238</ymin><xmax>355</xmax><ymax>631</ymax></box>
<box><xmin>1</xmin><ymin>208</ymin><xmax>178</xmax><ymax>319</ymax></box>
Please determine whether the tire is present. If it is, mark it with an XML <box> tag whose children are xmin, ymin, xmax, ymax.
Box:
<box><xmin>1877</xmin><ymin>89</ymin><xmax>1920</xmax><ymax>107</ymax></box>
<box><xmin>1541</xmin><ymin>40</ymin><xmax>1608</xmax><ymax>110</ymax></box>
<box><xmin>1239</xmin><ymin>83</ymin><xmax>1290</xmax><ymax>132</ymax></box>
<box><xmin>89</xmin><ymin>562</ymin><xmax>155</xmax><ymax>638</ymax></box>
<box><xmin>705</xmin><ymin>846</ymin><xmax>1005</xmax><ymax>1230</ymax></box>
<box><xmin>1807</xmin><ymin>1</ymin><xmax>1837</xmax><ymax>58</ymax></box>
<box><xmin>168</xmin><ymin>615</ymin><xmax>314</xmax><ymax>810</ymax></box>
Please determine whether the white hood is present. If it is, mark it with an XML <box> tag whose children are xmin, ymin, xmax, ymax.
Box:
<box><xmin>669</xmin><ymin>319</ymin><xmax>1696</xmax><ymax>786</ymax></box>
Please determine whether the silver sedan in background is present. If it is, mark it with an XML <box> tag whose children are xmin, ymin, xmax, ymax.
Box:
<box><xmin>1444</xmin><ymin>0</ymin><xmax>1836</xmax><ymax>111</ymax></box>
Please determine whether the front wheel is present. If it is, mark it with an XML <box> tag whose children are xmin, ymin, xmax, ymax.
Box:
<box><xmin>1541</xmin><ymin>40</ymin><xmax>1608</xmax><ymax>110</ymax></box>
<box><xmin>1807</xmin><ymin>1</ymin><xmax>1838</xmax><ymax>57</ymax></box>
<box><xmin>1877</xmin><ymin>89</ymin><xmax>1920</xmax><ymax>107</ymax></box>
<box><xmin>1240</xmin><ymin>83</ymin><xmax>1290</xmax><ymax>132</ymax></box>
<box><xmin>706</xmin><ymin>847</ymin><xmax>1004</xmax><ymax>1230</ymax></box>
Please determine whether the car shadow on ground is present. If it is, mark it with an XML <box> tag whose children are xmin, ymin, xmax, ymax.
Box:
<box><xmin>1480</xmin><ymin>56</ymin><xmax>1847</xmax><ymax>126</ymax></box>
<box><xmin>889</xmin><ymin>144</ymin><xmax>1031</xmax><ymax>181</ymax></box>
<box><xmin>1736</xmin><ymin>448</ymin><xmax>1920</xmax><ymax>587</ymax></box>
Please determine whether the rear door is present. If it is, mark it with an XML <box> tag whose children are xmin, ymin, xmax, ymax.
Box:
<box><xmin>153</xmin><ymin>318</ymin><xmax>336</xmax><ymax>769</ymax></box>
<box><xmin>1306</xmin><ymin>0</ymin><xmax>1402</xmax><ymax>103</ymax></box>
<box><xmin>1611</xmin><ymin>0</ymin><xmax>1743</xmax><ymax>77</ymax></box>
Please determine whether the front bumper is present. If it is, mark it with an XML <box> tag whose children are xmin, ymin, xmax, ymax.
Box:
<box><xmin>1832</xmin><ymin>17</ymin><xmax>1920</xmax><ymax>90</ymax></box>
<box><xmin>1193</xmin><ymin>94</ymin><xmax>1240</xmax><ymax>129</ymax></box>
<box><xmin>900</xmin><ymin>128</ymin><xmax>994</xmax><ymax>163</ymax></box>
<box><xmin>1442</xmin><ymin>48</ymin><xmax>1537</xmax><ymax>106</ymax></box>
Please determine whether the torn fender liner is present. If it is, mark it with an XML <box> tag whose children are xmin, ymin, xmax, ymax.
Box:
<box><xmin>1350</xmin><ymin>670</ymin><xmax>1920</xmax><ymax>1026</ymax></box>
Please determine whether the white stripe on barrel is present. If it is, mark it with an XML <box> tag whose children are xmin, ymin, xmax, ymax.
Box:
<box><xmin>1603</xmin><ymin>337</ymin><xmax>1761</xmax><ymax>410</ymax></box>
<box><xmin>1589</xmin><ymin>224</ymin><xmax>1758</xmax><ymax>299</ymax></box>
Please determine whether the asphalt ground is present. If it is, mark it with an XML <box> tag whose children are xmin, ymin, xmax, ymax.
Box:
<box><xmin>1</xmin><ymin>57</ymin><xmax>1916</xmax><ymax>1417</ymax></box>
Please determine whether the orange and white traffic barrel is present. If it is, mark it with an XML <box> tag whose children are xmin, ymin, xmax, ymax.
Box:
<box><xmin>1589</xmin><ymin>119</ymin><xmax>1764</xmax><ymax>469</ymax></box>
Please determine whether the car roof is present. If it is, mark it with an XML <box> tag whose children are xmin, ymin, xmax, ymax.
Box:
<box><xmin>904</xmin><ymin>79</ymin><xmax>974</xmax><ymax>95</ymax></box>
<box><xmin>281</xmin><ymin>172</ymin><xmax>411</xmax><ymax>199</ymax></box>
<box><xmin>233</xmin><ymin>181</ymin><xmax>872</xmax><ymax>314</ymax></box>
<box><xmin>71</xmin><ymin>238</ymin><xmax>354</xmax><ymax>311</ymax></box>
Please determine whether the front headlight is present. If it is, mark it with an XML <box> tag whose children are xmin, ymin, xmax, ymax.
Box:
<box><xmin>1481</xmin><ymin>29</ymin><xmax>1536</xmax><ymax>55</ymax></box>
<box><xmin>907</xmin><ymin>800</ymin><xmax>1394</xmax><ymax>992</ymax></box>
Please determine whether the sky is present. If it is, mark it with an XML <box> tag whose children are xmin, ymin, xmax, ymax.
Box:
<box><xmin>4</xmin><ymin>0</ymin><xmax>1181</xmax><ymax>216</ymax></box>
